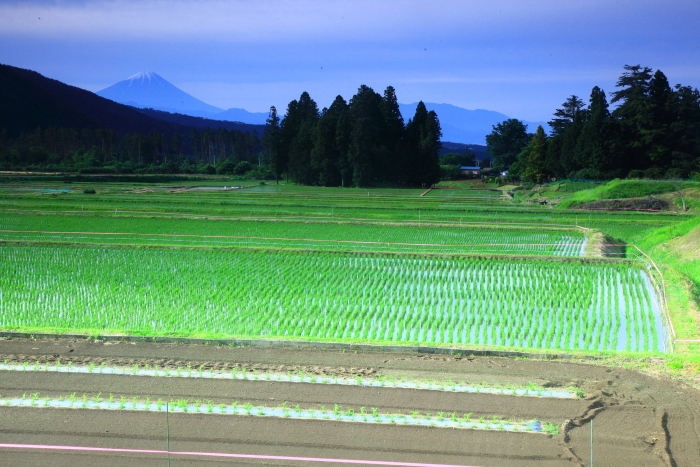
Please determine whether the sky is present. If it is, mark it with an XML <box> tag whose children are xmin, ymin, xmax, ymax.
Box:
<box><xmin>1</xmin><ymin>0</ymin><xmax>699</xmax><ymax>122</ymax></box>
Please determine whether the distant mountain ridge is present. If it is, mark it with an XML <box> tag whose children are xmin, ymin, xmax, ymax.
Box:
<box><xmin>97</xmin><ymin>72</ymin><xmax>548</xmax><ymax>144</ymax></box>
<box><xmin>97</xmin><ymin>72</ymin><xmax>270</xmax><ymax>125</ymax></box>
<box><xmin>398</xmin><ymin>103</ymin><xmax>548</xmax><ymax>146</ymax></box>
<box><xmin>97</xmin><ymin>72</ymin><xmax>224</xmax><ymax>115</ymax></box>
<box><xmin>0</xmin><ymin>64</ymin><xmax>264</xmax><ymax>139</ymax></box>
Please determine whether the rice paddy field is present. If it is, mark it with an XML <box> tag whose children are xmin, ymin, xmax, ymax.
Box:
<box><xmin>0</xmin><ymin>244</ymin><xmax>668</xmax><ymax>352</ymax></box>
<box><xmin>0</xmin><ymin>177</ymin><xmax>686</xmax><ymax>354</ymax></box>
<box><xmin>3</xmin><ymin>176</ymin><xmax>700</xmax><ymax>467</ymax></box>
<box><xmin>0</xmin><ymin>213</ymin><xmax>588</xmax><ymax>256</ymax></box>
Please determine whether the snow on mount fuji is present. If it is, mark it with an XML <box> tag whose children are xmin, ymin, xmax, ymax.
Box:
<box><xmin>96</xmin><ymin>72</ymin><xmax>224</xmax><ymax>114</ymax></box>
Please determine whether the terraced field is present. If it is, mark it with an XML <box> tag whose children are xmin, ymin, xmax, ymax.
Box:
<box><xmin>0</xmin><ymin>178</ymin><xmax>696</xmax><ymax>466</ymax></box>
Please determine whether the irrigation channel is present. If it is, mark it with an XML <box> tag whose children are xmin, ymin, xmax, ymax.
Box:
<box><xmin>0</xmin><ymin>363</ymin><xmax>576</xmax><ymax>398</ymax></box>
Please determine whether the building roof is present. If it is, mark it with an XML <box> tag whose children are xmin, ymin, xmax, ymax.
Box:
<box><xmin>459</xmin><ymin>166</ymin><xmax>481</xmax><ymax>170</ymax></box>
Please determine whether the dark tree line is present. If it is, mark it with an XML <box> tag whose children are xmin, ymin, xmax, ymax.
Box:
<box><xmin>264</xmin><ymin>85</ymin><xmax>442</xmax><ymax>187</ymax></box>
<box><xmin>0</xmin><ymin>125</ymin><xmax>264</xmax><ymax>175</ymax></box>
<box><xmin>487</xmin><ymin>65</ymin><xmax>700</xmax><ymax>181</ymax></box>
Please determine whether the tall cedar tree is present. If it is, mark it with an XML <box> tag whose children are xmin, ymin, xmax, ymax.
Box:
<box><xmin>485</xmin><ymin>119</ymin><xmax>530</xmax><ymax>171</ymax></box>
<box><xmin>263</xmin><ymin>106</ymin><xmax>282</xmax><ymax>183</ymax></box>
<box><xmin>402</xmin><ymin>102</ymin><xmax>442</xmax><ymax>186</ymax></box>
<box><xmin>575</xmin><ymin>86</ymin><xmax>615</xmax><ymax>174</ymax></box>
<box><xmin>610</xmin><ymin>65</ymin><xmax>654</xmax><ymax>170</ymax></box>
<box><xmin>348</xmin><ymin>85</ymin><xmax>385</xmax><ymax>187</ymax></box>
<box><xmin>521</xmin><ymin>125</ymin><xmax>548</xmax><ymax>183</ymax></box>
<box><xmin>380</xmin><ymin>86</ymin><xmax>405</xmax><ymax>182</ymax></box>
<box><xmin>335</xmin><ymin>106</ymin><xmax>353</xmax><ymax>187</ymax></box>
<box><xmin>287</xmin><ymin>92</ymin><xmax>319</xmax><ymax>184</ymax></box>
<box><xmin>311</xmin><ymin>96</ymin><xmax>348</xmax><ymax>186</ymax></box>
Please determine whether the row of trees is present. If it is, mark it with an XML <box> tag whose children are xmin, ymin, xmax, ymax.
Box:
<box><xmin>263</xmin><ymin>85</ymin><xmax>442</xmax><ymax>187</ymax></box>
<box><xmin>2</xmin><ymin>85</ymin><xmax>442</xmax><ymax>187</ymax></box>
<box><xmin>0</xmin><ymin>126</ymin><xmax>264</xmax><ymax>174</ymax></box>
<box><xmin>488</xmin><ymin>65</ymin><xmax>700</xmax><ymax>181</ymax></box>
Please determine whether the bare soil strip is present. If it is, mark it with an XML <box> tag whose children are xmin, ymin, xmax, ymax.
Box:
<box><xmin>1</xmin><ymin>338</ymin><xmax>699</xmax><ymax>467</ymax></box>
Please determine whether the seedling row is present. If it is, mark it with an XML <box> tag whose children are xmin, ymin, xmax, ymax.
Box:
<box><xmin>0</xmin><ymin>363</ymin><xmax>578</xmax><ymax>398</ymax></box>
<box><xmin>0</xmin><ymin>393</ymin><xmax>550</xmax><ymax>433</ymax></box>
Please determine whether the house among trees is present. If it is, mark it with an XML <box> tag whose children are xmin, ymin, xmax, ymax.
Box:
<box><xmin>459</xmin><ymin>166</ymin><xmax>481</xmax><ymax>176</ymax></box>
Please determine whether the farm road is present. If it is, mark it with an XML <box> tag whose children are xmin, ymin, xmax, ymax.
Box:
<box><xmin>1</xmin><ymin>338</ymin><xmax>700</xmax><ymax>466</ymax></box>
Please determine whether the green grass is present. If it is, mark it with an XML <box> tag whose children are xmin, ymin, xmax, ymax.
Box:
<box><xmin>557</xmin><ymin>179</ymin><xmax>700</xmax><ymax>209</ymax></box>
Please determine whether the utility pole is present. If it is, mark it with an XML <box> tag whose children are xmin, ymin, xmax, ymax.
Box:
<box><xmin>166</xmin><ymin>403</ymin><xmax>171</xmax><ymax>467</ymax></box>
<box><xmin>590</xmin><ymin>419</ymin><xmax>594</xmax><ymax>467</ymax></box>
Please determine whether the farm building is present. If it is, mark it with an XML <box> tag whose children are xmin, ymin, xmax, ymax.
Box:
<box><xmin>459</xmin><ymin>166</ymin><xmax>481</xmax><ymax>176</ymax></box>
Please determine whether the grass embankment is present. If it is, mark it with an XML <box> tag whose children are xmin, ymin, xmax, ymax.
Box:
<box><xmin>557</xmin><ymin>179</ymin><xmax>700</xmax><ymax>210</ymax></box>
<box><xmin>636</xmin><ymin>217</ymin><xmax>700</xmax><ymax>353</ymax></box>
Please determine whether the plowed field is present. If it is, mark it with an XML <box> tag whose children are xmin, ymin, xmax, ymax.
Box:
<box><xmin>1</xmin><ymin>338</ymin><xmax>699</xmax><ymax>467</ymax></box>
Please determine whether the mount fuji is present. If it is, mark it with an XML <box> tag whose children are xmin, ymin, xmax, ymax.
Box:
<box><xmin>96</xmin><ymin>72</ymin><xmax>269</xmax><ymax>124</ymax></box>
<box><xmin>96</xmin><ymin>72</ymin><xmax>547</xmax><ymax>144</ymax></box>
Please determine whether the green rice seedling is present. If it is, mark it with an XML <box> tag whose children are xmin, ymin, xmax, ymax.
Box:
<box><xmin>30</xmin><ymin>393</ymin><xmax>40</xmax><ymax>406</ymax></box>
<box><xmin>543</xmin><ymin>422</ymin><xmax>560</xmax><ymax>435</ymax></box>
<box><xmin>118</xmin><ymin>397</ymin><xmax>126</xmax><ymax>409</ymax></box>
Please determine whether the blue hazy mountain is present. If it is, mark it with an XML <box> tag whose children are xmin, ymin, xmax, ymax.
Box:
<box><xmin>398</xmin><ymin>103</ymin><xmax>548</xmax><ymax>145</ymax></box>
<box><xmin>96</xmin><ymin>72</ymin><xmax>225</xmax><ymax>115</ymax></box>
<box><xmin>97</xmin><ymin>73</ymin><xmax>546</xmax><ymax>143</ymax></box>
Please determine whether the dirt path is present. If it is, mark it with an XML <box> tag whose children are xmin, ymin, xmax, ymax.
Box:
<box><xmin>1</xmin><ymin>337</ymin><xmax>699</xmax><ymax>467</ymax></box>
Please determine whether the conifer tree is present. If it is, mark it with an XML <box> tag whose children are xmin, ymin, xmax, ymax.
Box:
<box><xmin>575</xmin><ymin>86</ymin><xmax>614</xmax><ymax>174</ymax></box>
<box><xmin>522</xmin><ymin>125</ymin><xmax>548</xmax><ymax>183</ymax></box>
<box><xmin>263</xmin><ymin>106</ymin><xmax>282</xmax><ymax>183</ymax></box>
